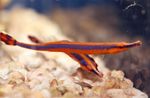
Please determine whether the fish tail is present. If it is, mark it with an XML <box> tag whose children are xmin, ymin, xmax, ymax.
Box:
<box><xmin>0</xmin><ymin>32</ymin><xmax>17</xmax><ymax>45</ymax></box>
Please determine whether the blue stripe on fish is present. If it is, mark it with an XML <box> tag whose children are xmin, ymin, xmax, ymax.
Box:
<box><xmin>70</xmin><ymin>53</ymin><xmax>88</xmax><ymax>66</ymax></box>
<box><xmin>17</xmin><ymin>43</ymin><xmax>119</xmax><ymax>50</ymax></box>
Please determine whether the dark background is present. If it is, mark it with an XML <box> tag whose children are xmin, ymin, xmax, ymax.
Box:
<box><xmin>8</xmin><ymin>0</ymin><xmax>150</xmax><ymax>41</ymax></box>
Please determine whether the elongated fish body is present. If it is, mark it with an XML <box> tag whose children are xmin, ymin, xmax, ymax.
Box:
<box><xmin>0</xmin><ymin>32</ymin><xmax>141</xmax><ymax>54</ymax></box>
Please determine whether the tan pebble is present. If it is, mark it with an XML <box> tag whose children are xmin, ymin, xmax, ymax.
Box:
<box><xmin>8</xmin><ymin>71</ymin><xmax>25</xmax><ymax>85</ymax></box>
<box><xmin>111</xmin><ymin>70</ymin><xmax>124</xmax><ymax>80</ymax></box>
<box><xmin>40</xmin><ymin>64</ymin><xmax>53</xmax><ymax>72</ymax></box>
<box><xmin>62</xmin><ymin>92</ymin><xmax>79</xmax><ymax>98</ymax></box>
<box><xmin>57</xmin><ymin>85</ymin><xmax>68</xmax><ymax>95</ymax></box>
<box><xmin>31</xmin><ymin>80</ymin><xmax>50</xmax><ymax>91</ymax></box>
<box><xmin>83</xmin><ymin>87</ymin><xmax>91</xmax><ymax>96</ymax></box>
<box><xmin>13</xmin><ymin>84</ymin><xmax>30</xmax><ymax>96</ymax></box>
<box><xmin>0</xmin><ymin>68</ymin><xmax>9</xmax><ymax>80</ymax></box>
<box><xmin>50</xmin><ymin>79</ymin><xmax>58</xmax><ymax>87</ymax></box>
<box><xmin>120</xmin><ymin>79</ymin><xmax>133</xmax><ymax>89</ymax></box>
<box><xmin>28</xmin><ymin>68</ymin><xmax>53</xmax><ymax>82</ymax></box>
<box><xmin>104</xmin><ymin>78</ymin><xmax>117</xmax><ymax>89</ymax></box>
<box><xmin>0</xmin><ymin>84</ymin><xmax>12</xmax><ymax>96</ymax></box>
<box><xmin>50</xmin><ymin>79</ymin><xmax>67</xmax><ymax>96</ymax></box>
<box><xmin>49</xmin><ymin>87</ymin><xmax>62</xmax><ymax>97</ymax></box>
<box><xmin>92</xmin><ymin>86</ymin><xmax>106</xmax><ymax>95</ymax></box>
<box><xmin>104</xmin><ymin>70</ymin><xmax>133</xmax><ymax>89</ymax></box>
<box><xmin>29</xmin><ymin>91</ymin><xmax>45</xmax><ymax>98</ymax></box>
<box><xmin>41</xmin><ymin>89</ymin><xmax>51</xmax><ymax>98</ymax></box>
<box><xmin>123</xmin><ymin>88</ymin><xmax>136</xmax><ymax>96</ymax></box>
<box><xmin>12</xmin><ymin>84</ymin><xmax>33</xmax><ymax>98</ymax></box>
<box><xmin>106</xmin><ymin>89</ymin><xmax>129</xmax><ymax>98</ymax></box>
<box><xmin>99</xmin><ymin>94</ymin><xmax>111</xmax><ymax>98</ymax></box>
<box><xmin>28</xmin><ymin>79</ymin><xmax>41</xmax><ymax>89</ymax></box>
<box><xmin>62</xmin><ymin>79</ymin><xmax>82</xmax><ymax>95</ymax></box>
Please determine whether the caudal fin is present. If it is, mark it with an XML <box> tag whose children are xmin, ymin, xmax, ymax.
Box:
<box><xmin>0</xmin><ymin>32</ymin><xmax>17</xmax><ymax>45</ymax></box>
